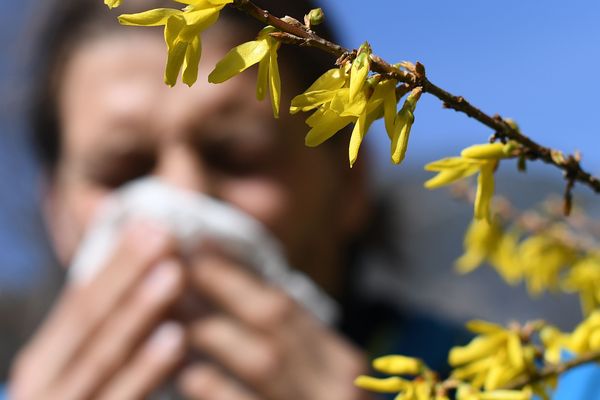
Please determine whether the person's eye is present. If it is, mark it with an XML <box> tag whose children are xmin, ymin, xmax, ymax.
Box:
<box><xmin>200</xmin><ymin>141</ymin><xmax>276</xmax><ymax>176</ymax></box>
<box><xmin>85</xmin><ymin>150</ymin><xmax>157</xmax><ymax>188</ymax></box>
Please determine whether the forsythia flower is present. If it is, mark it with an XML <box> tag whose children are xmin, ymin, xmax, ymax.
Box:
<box><xmin>355</xmin><ymin>355</ymin><xmax>436</xmax><ymax>399</ymax></box>
<box><xmin>517</xmin><ymin>234</ymin><xmax>576</xmax><ymax>296</ymax></box>
<box><xmin>208</xmin><ymin>26</ymin><xmax>282</xmax><ymax>118</ymax></box>
<box><xmin>350</xmin><ymin>42</ymin><xmax>371</xmax><ymax>101</ymax></box>
<box><xmin>542</xmin><ymin>311</ymin><xmax>600</xmax><ymax>365</ymax></box>
<box><xmin>562</xmin><ymin>255</ymin><xmax>600</xmax><ymax>316</ymax></box>
<box><xmin>449</xmin><ymin>320</ymin><xmax>535</xmax><ymax>391</ymax></box>
<box><xmin>104</xmin><ymin>0</ymin><xmax>121</xmax><ymax>9</ymax></box>
<box><xmin>456</xmin><ymin>218</ymin><xmax>522</xmax><ymax>284</ymax></box>
<box><xmin>424</xmin><ymin>142</ymin><xmax>517</xmax><ymax>220</ymax></box>
<box><xmin>290</xmin><ymin>59</ymin><xmax>400</xmax><ymax>167</ymax></box>
<box><xmin>117</xmin><ymin>0</ymin><xmax>233</xmax><ymax>86</ymax></box>
<box><xmin>391</xmin><ymin>87</ymin><xmax>422</xmax><ymax>164</ymax></box>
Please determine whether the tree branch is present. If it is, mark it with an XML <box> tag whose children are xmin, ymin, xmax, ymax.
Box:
<box><xmin>230</xmin><ymin>0</ymin><xmax>600</xmax><ymax>195</ymax></box>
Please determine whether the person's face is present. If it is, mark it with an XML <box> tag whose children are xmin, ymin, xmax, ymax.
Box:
<box><xmin>48</xmin><ymin>28</ymin><xmax>368</xmax><ymax>292</ymax></box>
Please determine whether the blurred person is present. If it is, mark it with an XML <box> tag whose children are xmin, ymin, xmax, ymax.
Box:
<box><xmin>5</xmin><ymin>0</ymin><xmax>465</xmax><ymax>399</ymax></box>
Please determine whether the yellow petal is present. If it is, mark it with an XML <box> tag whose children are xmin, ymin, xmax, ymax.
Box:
<box><xmin>182</xmin><ymin>36</ymin><xmax>201</xmax><ymax>86</ymax></box>
<box><xmin>331</xmin><ymin>88</ymin><xmax>367</xmax><ymax>117</ymax></box>
<box><xmin>305</xmin><ymin>108</ymin><xmax>354</xmax><ymax>147</ymax></box>
<box><xmin>118</xmin><ymin>8</ymin><xmax>181</xmax><ymax>26</ymax></box>
<box><xmin>507</xmin><ymin>333</ymin><xmax>525</xmax><ymax>370</ymax></box>
<box><xmin>390</xmin><ymin>108</ymin><xmax>414</xmax><ymax>164</ymax></box>
<box><xmin>349</xmin><ymin>43</ymin><xmax>371</xmax><ymax>101</ymax></box>
<box><xmin>425</xmin><ymin>157</ymin><xmax>475</xmax><ymax>171</ymax></box>
<box><xmin>290</xmin><ymin>90</ymin><xmax>338</xmax><ymax>113</ymax></box>
<box><xmin>466</xmin><ymin>320</ymin><xmax>504</xmax><ymax>335</ymax></box>
<box><xmin>479</xmin><ymin>390</ymin><xmax>532</xmax><ymax>400</ymax></box>
<box><xmin>474</xmin><ymin>162</ymin><xmax>496</xmax><ymax>220</ymax></box>
<box><xmin>268</xmin><ymin>44</ymin><xmax>281</xmax><ymax>118</ymax></box>
<box><xmin>449</xmin><ymin>333</ymin><xmax>507</xmax><ymax>366</ymax></box>
<box><xmin>104</xmin><ymin>0</ymin><xmax>122</xmax><ymax>9</ymax></box>
<box><xmin>354</xmin><ymin>376</ymin><xmax>408</xmax><ymax>393</ymax></box>
<box><xmin>425</xmin><ymin>166</ymin><xmax>480</xmax><ymax>189</ymax></box>
<box><xmin>461</xmin><ymin>143</ymin><xmax>509</xmax><ymax>160</ymax></box>
<box><xmin>303</xmin><ymin>68</ymin><xmax>347</xmax><ymax>93</ymax></box>
<box><xmin>208</xmin><ymin>39</ymin><xmax>269</xmax><ymax>83</ymax></box>
<box><xmin>182</xmin><ymin>7</ymin><xmax>221</xmax><ymax>30</ymax></box>
<box><xmin>380</xmin><ymin>80</ymin><xmax>398</xmax><ymax>138</ymax></box>
<box><xmin>163</xmin><ymin>16</ymin><xmax>187</xmax><ymax>86</ymax></box>
<box><xmin>349</xmin><ymin>110</ymin><xmax>368</xmax><ymax>167</ymax></box>
<box><xmin>372</xmin><ymin>355</ymin><xmax>423</xmax><ymax>375</ymax></box>
<box><xmin>256</xmin><ymin>57</ymin><xmax>269</xmax><ymax>100</ymax></box>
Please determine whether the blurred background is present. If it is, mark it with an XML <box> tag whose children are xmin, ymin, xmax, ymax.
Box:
<box><xmin>1</xmin><ymin>0</ymin><xmax>599</xmax><ymax>380</ymax></box>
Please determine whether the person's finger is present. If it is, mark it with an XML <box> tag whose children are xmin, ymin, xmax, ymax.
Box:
<box><xmin>50</xmin><ymin>259</ymin><xmax>184</xmax><ymax>400</ymax></box>
<box><xmin>177</xmin><ymin>363</ymin><xmax>260</xmax><ymax>400</ymax></box>
<box><xmin>188</xmin><ymin>315</ymin><xmax>279</xmax><ymax>388</ymax></box>
<box><xmin>95</xmin><ymin>322</ymin><xmax>186</xmax><ymax>400</ymax></box>
<box><xmin>11</xmin><ymin>220</ymin><xmax>174</xmax><ymax>395</ymax></box>
<box><xmin>190</xmin><ymin>255</ymin><xmax>303</xmax><ymax>331</ymax></box>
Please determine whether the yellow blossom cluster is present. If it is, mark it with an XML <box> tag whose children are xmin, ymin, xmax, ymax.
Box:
<box><xmin>542</xmin><ymin>310</ymin><xmax>600</xmax><ymax>364</ymax></box>
<box><xmin>290</xmin><ymin>42</ymin><xmax>423</xmax><ymax>167</ymax></box>
<box><xmin>455</xmin><ymin>216</ymin><xmax>599</xmax><ymax>316</ymax></box>
<box><xmin>354</xmin><ymin>353</ymin><xmax>532</xmax><ymax>400</ymax></box>
<box><xmin>449</xmin><ymin>321</ymin><xmax>536</xmax><ymax>391</ymax></box>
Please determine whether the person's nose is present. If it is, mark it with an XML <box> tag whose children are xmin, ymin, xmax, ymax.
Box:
<box><xmin>154</xmin><ymin>143</ymin><xmax>213</xmax><ymax>195</ymax></box>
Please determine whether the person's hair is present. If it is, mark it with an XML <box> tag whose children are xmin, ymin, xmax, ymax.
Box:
<box><xmin>29</xmin><ymin>0</ymin><xmax>342</xmax><ymax>173</ymax></box>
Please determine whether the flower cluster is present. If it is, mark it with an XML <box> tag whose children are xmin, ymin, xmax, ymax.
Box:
<box><xmin>449</xmin><ymin>321</ymin><xmax>536</xmax><ymax>392</ymax></box>
<box><xmin>290</xmin><ymin>44</ymin><xmax>424</xmax><ymax>167</ymax></box>
<box><xmin>455</xmin><ymin>209</ymin><xmax>600</xmax><ymax>316</ymax></box>
<box><xmin>354</xmin><ymin>352</ymin><xmax>533</xmax><ymax>400</ymax></box>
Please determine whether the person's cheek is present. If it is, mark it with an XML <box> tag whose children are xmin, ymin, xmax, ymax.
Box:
<box><xmin>52</xmin><ymin>182</ymin><xmax>112</xmax><ymax>264</ymax></box>
<box><xmin>219</xmin><ymin>177</ymin><xmax>290</xmax><ymax>237</ymax></box>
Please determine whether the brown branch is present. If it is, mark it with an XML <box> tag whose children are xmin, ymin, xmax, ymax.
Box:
<box><xmin>502</xmin><ymin>349</ymin><xmax>600</xmax><ymax>390</ymax></box>
<box><xmin>230</xmin><ymin>0</ymin><xmax>600</xmax><ymax>195</ymax></box>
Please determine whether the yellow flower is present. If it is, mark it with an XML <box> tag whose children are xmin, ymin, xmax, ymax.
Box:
<box><xmin>455</xmin><ymin>218</ymin><xmax>503</xmax><ymax>274</ymax></box>
<box><xmin>354</xmin><ymin>376</ymin><xmax>409</xmax><ymax>393</ymax></box>
<box><xmin>349</xmin><ymin>42</ymin><xmax>371</xmax><ymax>101</ymax></box>
<box><xmin>118</xmin><ymin>0</ymin><xmax>233</xmax><ymax>86</ymax></box>
<box><xmin>291</xmin><ymin>65</ymin><xmax>400</xmax><ymax>167</ymax></box>
<box><xmin>562</xmin><ymin>256</ymin><xmax>600</xmax><ymax>316</ymax></box>
<box><xmin>425</xmin><ymin>141</ymin><xmax>519</xmax><ymax>220</ymax></box>
<box><xmin>104</xmin><ymin>0</ymin><xmax>122</xmax><ymax>9</ymax></box>
<box><xmin>391</xmin><ymin>87</ymin><xmax>422</xmax><ymax>165</ymax></box>
<box><xmin>372</xmin><ymin>355</ymin><xmax>424</xmax><ymax>375</ymax></box>
<box><xmin>517</xmin><ymin>234</ymin><xmax>576</xmax><ymax>296</ymax></box>
<box><xmin>208</xmin><ymin>26</ymin><xmax>282</xmax><ymax>117</ymax></box>
<box><xmin>450</xmin><ymin>321</ymin><xmax>534</xmax><ymax>391</ymax></box>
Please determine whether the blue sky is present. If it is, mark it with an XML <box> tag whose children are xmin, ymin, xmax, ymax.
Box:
<box><xmin>324</xmin><ymin>0</ymin><xmax>600</xmax><ymax>174</ymax></box>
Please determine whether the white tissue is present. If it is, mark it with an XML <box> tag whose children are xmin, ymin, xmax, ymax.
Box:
<box><xmin>69</xmin><ymin>178</ymin><xmax>339</xmax><ymax>325</ymax></box>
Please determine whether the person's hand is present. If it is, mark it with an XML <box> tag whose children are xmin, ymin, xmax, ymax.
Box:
<box><xmin>177</xmin><ymin>254</ymin><xmax>370</xmax><ymax>400</ymax></box>
<box><xmin>10</xmin><ymin>222</ymin><xmax>186</xmax><ymax>400</ymax></box>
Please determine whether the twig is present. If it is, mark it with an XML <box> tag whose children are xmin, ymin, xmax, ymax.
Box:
<box><xmin>230</xmin><ymin>0</ymin><xmax>600</xmax><ymax>195</ymax></box>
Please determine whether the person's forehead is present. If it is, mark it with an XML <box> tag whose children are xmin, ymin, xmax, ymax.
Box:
<box><xmin>58</xmin><ymin>31</ymin><xmax>283</xmax><ymax>156</ymax></box>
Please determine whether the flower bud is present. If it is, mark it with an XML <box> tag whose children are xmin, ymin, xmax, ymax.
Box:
<box><xmin>306</xmin><ymin>8</ymin><xmax>325</xmax><ymax>26</ymax></box>
<box><xmin>372</xmin><ymin>355</ymin><xmax>423</xmax><ymax>375</ymax></box>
